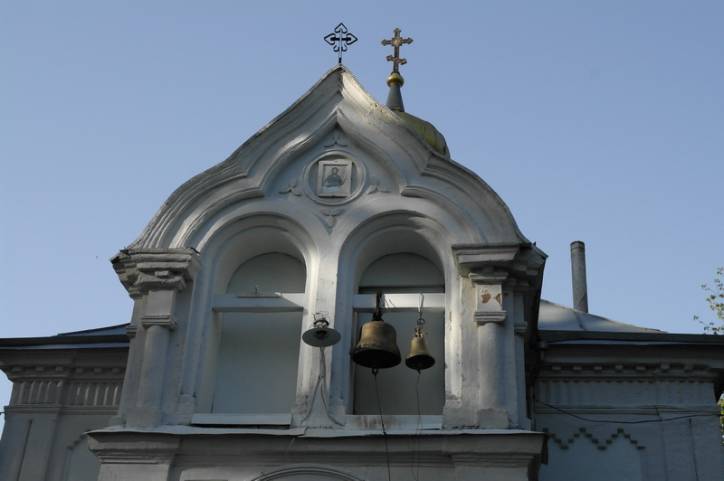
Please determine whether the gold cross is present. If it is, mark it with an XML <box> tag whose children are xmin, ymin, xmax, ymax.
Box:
<box><xmin>381</xmin><ymin>28</ymin><xmax>413</xmax><ymax>73</ymax></box>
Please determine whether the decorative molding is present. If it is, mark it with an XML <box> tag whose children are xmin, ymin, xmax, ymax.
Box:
<box><xmin>6</xmin><ymin>365</ymin><xmax>124</xmax><ymax>408</ymax></box>
<box><xmin>250</xmin><ymin>465</ymin><xmax>365</xmax><ymax>481</ymax></box>
<box><xmin>127</xmin><ymin>67</ymin><xmax>529</xmax><ymax>250</ymax></box>
<box><xmin>278</xmin><ymin>179</ymin><xmax>303</xmax><ymax>196</ymax></box>
<box><xmin>475</xmin><ymin>311</ymin><xmax>507</xmax><ymax>325</ymax></box>
<box><xmin>111</xmin><ymin>248</ymin><xmax>200</xmax><ymax>298</ymax></box>
<box><xmin>141</xmin><ymin>317</ymin><xmax>178</xmax><ymax>330</ymax></box>
<box><xmin>301</xmin><ymin>151</ymin><xmax>366</xmax><ymax>206</ymax></box>
<box><xmin>536</xmin><ymin>375</ymin><xmax>717</xmax><ymax>407</ymax></box>
<box><xmin>469</xmin><ymin>270</ymin><xmax>509</xmax><ymax>285</ymax></box>
<box><xmin>449</xmin><ymin>453</ymin><xmax>538</xmax><ymax>468</ymax></box>
<box><xmin>323</xmin><ymin>129</ymin><xmax>348</xmax><ymax>148</ymax></box>
<box><xmin>11</xmin><ymin>378</ymin><xmax>65</xmax><ymax>405</ymax></box>
<box><xmin>319</xmin><ymin>208</ymin><xmax>344</xmax><ymax>231</ymax></box>
<box><xmin>538</xmin><ymin>362</ymin><xmax>717</xmax><ymax>380</ymax></box>
<box><xmin>543</xmin><ymin>427</ymin><xmax>645</xmax><ymax>451</ymax></box>
<box><xmin>87</xmin><ymin>433</ymin><xmax>180</xmax><ymax>465</ymax></box>
<box><xmin>453</xmin><ymin>245</ymin><xmax>520</xmax><ymax>274</ymax></box>
<box><xmin>366</xmin><ymin>179</ymin><xmax>390</xmax><ymax>195</ymax></box>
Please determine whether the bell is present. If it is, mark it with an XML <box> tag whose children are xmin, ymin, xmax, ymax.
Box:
<box><xmin>351</xmin><ymin>293</ymin><xmax>401</xmax><ymax>369</ymax></box>
<box><xmin>405</xmin><ymin>328</ymin><xmax>435</xmax><ymax>371</ymax></box>
<box><xmin>302</xmin><ymin>316</ymin><xmax>340</xmax><ymax>347</ymax></box>
<box><xmin>351</xmin><ymin>318</ymin><xmax>401</xmax><ymax>369</ymax></box>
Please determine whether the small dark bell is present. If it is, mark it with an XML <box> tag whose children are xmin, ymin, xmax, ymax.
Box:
<box><xmin>351</xmin><ymin>318</ymin><xmax>401</xmax><ymax>369</ymax></box>
<box><xmin>405</xmin><ymin>331</ymin><xmax>435</xmax><ymax>371</ymax></box>
<box><xmin>302</xmin><ymin>325</ymin><xmax>341</xmax><ymax>347</ymax></box>
<box><xmin>302</xmin><ymin>316</ymin><xmax>341</xmax><ymax>347</ymax></box>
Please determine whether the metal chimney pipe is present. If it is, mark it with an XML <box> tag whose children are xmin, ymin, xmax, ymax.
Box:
<box><xmin>570</xmin><ymin>241</ymin><xmax>589</xmax><ymax>313</ymax></box>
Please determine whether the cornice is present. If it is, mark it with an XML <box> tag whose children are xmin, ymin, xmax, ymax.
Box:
<box><xmin>536</xmin><ymin>361</ymin><xmax>720</xmax><ymax>381</ymax></box>
<box><xmin>111</xmin><ymin>248</ymin><xmax>201</xmax><ymax>298</ymax></box>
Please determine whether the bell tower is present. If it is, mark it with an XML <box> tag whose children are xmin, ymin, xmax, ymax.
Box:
<box><xmin>88</xmin><ymin>28</ymin><xmax>548</xmax><ymax>481</ymax></box>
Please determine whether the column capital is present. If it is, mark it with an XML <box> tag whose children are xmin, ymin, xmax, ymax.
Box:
<box><xmin>452</xmin><ymin>243</ymin><xmax>546</xmax><ymax>281</ymax></box>
<box><xmin>141</xmin><ymin>318</ymin><xmax>178</xmax><ymax>330</ymax></box>
<box><xmin>111</xmin><ymin>248</ymin><xmax>201</xmax><ymax>298</ymax></box>
<box><xmin>469</xmin><ymin>270</ymin><xmax>509</xmax><ymax>285</ymax></box>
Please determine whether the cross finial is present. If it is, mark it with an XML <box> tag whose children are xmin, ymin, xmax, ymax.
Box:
<box><xmin>324</xmin><ymin>23</ymin><xmax>358</xmax><ymax>65</ymax></box>
<box><xmin>381</xmin><ymin>27</ymin><xmax>413</xmax><ymax>74</ymax></box>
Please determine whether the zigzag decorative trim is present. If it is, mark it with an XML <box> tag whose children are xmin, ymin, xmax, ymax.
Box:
<box><xmin>543</xmin><ymin>427</ymin><xmax>646</xmax><ymax>451</ymax></box>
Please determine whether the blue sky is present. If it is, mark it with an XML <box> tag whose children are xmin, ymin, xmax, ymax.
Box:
<box><xmin>1</xmin><ymin>1</ymin><xmax>723</xmax><ymax>422</ymax></box>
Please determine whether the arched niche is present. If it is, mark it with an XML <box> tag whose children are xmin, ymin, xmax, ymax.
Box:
<box><xmin>336</xmin><ymin>216</ymin><xmax>451</xmax><ymax>417</ymax></box>
<box><xmin>211</xmin><ymin>224</ymin><xmax>314</xmax><ymax>296</ymax></box>
<box><xmin>227</xmin><ymin>252</ymin><xmax>306</xmax><ymax>296</ymax></box>
<box><xmin>354</xmin><ymin>254</ymin><xmax>445</xmax><ymax>415</ymax></box>
<box><xmin>196</xmin><ymin>215</ymin><xmax>316</xmax><ymax>417</ymax></box>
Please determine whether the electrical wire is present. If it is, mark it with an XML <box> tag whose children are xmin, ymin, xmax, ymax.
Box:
<box><xmin>299</xmin><ymin>368</ymin><xmax>323</xmax><ymax>425</ymax></box>
<box><xmin>299</xmin><ymin>347</ymin><xmax>343</xmax><ymax>426</ymax></box>
<box><xmin>409</xmin><ymin>292</ymin><xmax>425</xmax><ymax>481</ymax></box>
<box><xmin>373</xmin><ymin>369</ymin><xmax>392</xmax><ymax>481</ymax></box>
<box><xmin>319</xmin><ymin>348</ymin><xmax>344</xmax><ymax>426</ymax></box>
<box><xmin>536</xmin><ymin>400</ymin><xmax>718</xmax><ymax>424</ymax></box>
<box><xmin>412</xmin><ymin>370</ymin><xmax>422</xmax><ymax>481</ymax></box>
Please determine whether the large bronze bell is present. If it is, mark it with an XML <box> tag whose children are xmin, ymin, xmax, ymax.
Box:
<box><xmin>351</xmin><ymin>293</ymin><xmax>401</xmax><ymax>370</ymax></box>
<box><xmin>405</xmin><ymin>327</ymin><xmax>435</xmax><ymax>371</ymax></box>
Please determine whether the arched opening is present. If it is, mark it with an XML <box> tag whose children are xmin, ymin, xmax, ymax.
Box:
<box><xmin>353</xmin><ymin>252</ymin><xmax>446</xmax><ymax>415</ymax></box>
<box><xmin>192</xmin><ymin>218</ymin><xmax>317</xmax><ymax>423</ymax></box>
<box><xmin>211</xmin><ymin>252</ymin><xmax>306</xmax><ymax>414</ymax></box>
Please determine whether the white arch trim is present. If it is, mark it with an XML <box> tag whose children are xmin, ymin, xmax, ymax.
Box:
<box><xmin>250</xmin><ymin>465</ymin><xmax>365</xmax><ymax>481</ymax></box>
<box><xmin>128</xmin><ymin>66</ymin><xmax>528</xmax><ymax>250</ymax></box>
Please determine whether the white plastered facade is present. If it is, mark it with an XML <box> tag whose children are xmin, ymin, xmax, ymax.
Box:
<box><xmin>0</xmin><ymin>66</ymin><xmax>722</xmax><ymax>481</ymax></box>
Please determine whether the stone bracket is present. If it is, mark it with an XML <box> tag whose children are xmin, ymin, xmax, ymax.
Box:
<box><xmin>111</xmin><ymin>248</ymin><xmax>201</xmax><ymax>298</ymax></box>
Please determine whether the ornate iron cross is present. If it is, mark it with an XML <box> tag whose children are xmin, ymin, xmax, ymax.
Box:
<box><xmin>381</xmin><ymin>28</ymin><xmax>413</xmax><ymax>73</ymax></box>
<box><xmin>324</xmin><ymin>23</ymin><xmax>358</xmax><ymax>64</ymax></box>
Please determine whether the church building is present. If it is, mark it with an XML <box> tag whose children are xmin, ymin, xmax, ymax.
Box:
<box><xmin>1</xmin><ymin>27</ymin><xmax>723</xmax><ymax>481</ymax></box>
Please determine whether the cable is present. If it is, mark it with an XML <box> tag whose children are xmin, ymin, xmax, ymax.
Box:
<box><xmin>412</xmin><ymin>370</ymin><xmax>422</xmax><ymax>481</ymax></box>
<box><xmin>536</xmin><ymin>400</ymin><xmax>718</xmax><ymax>424</ymax></box>
<box><xmin>373</xmin><ymin>369</ymin><xmax>392</xmax><ymax>481</ymax></box>
<box><xmin>319</xmin><ymin>348</ymin><xmax>344</xmax><ymax>426</ymax></box>
<box><xmin>299</xmin><ymin>366</ymin><xmax>323</xmax><ymax>425</ymax></box>
<box><xmin>300</xmin><ymin>347</ymin><xmax>343</xmax><ymax>426</ymax></box>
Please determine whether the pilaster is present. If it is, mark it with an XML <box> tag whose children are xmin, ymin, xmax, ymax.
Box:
<box><xmin>470</xmin><ymin>270</ymin><xmax>509</xmax><ymax>428</ymax></box>
<box><xmin>111</xmin><ymin>248</ymin><xmax>200</xmax><ymax>427</ymax></box>
<box><xmin>450</xmin><ymin>244</ymin><xmax>546</xmax><ymax>429</ymax></box>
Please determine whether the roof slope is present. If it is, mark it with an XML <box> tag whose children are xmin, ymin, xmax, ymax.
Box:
<box><xmin>0</xmin><ymin>324</ymin><xmax>129</xmax><ymax>350</ymax></box>
<box><xmin>127</xmin><ymin>65</ymin><xmax>529</xmax><ymax>250</ymax></box>
<box><xmin>538</xmin><ymin>299</ymin><xmax>663</xmax><ymax>333</ymax></box>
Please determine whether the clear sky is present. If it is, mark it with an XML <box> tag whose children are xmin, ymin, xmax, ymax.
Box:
<box><xmin>1</xmin><ymin>1</ymin><xmax>722</xmax><ymax>425</ymax></box>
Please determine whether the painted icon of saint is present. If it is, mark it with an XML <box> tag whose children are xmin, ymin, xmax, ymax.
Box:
<box><xmin>323</xmin><ymin>166</ymin><xmax>345</xmax><ymax>193</ymax></box>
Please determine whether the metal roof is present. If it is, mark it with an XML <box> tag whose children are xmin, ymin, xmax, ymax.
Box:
<box><xmin>537</xmin><ymin>299</ymin><xmax>664</xmax><ymax>334</ymax></box>
<box><xmin>0</xmin><ymin>323</ymin><xmax>129</xmax><ymax>350</ymax></box>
